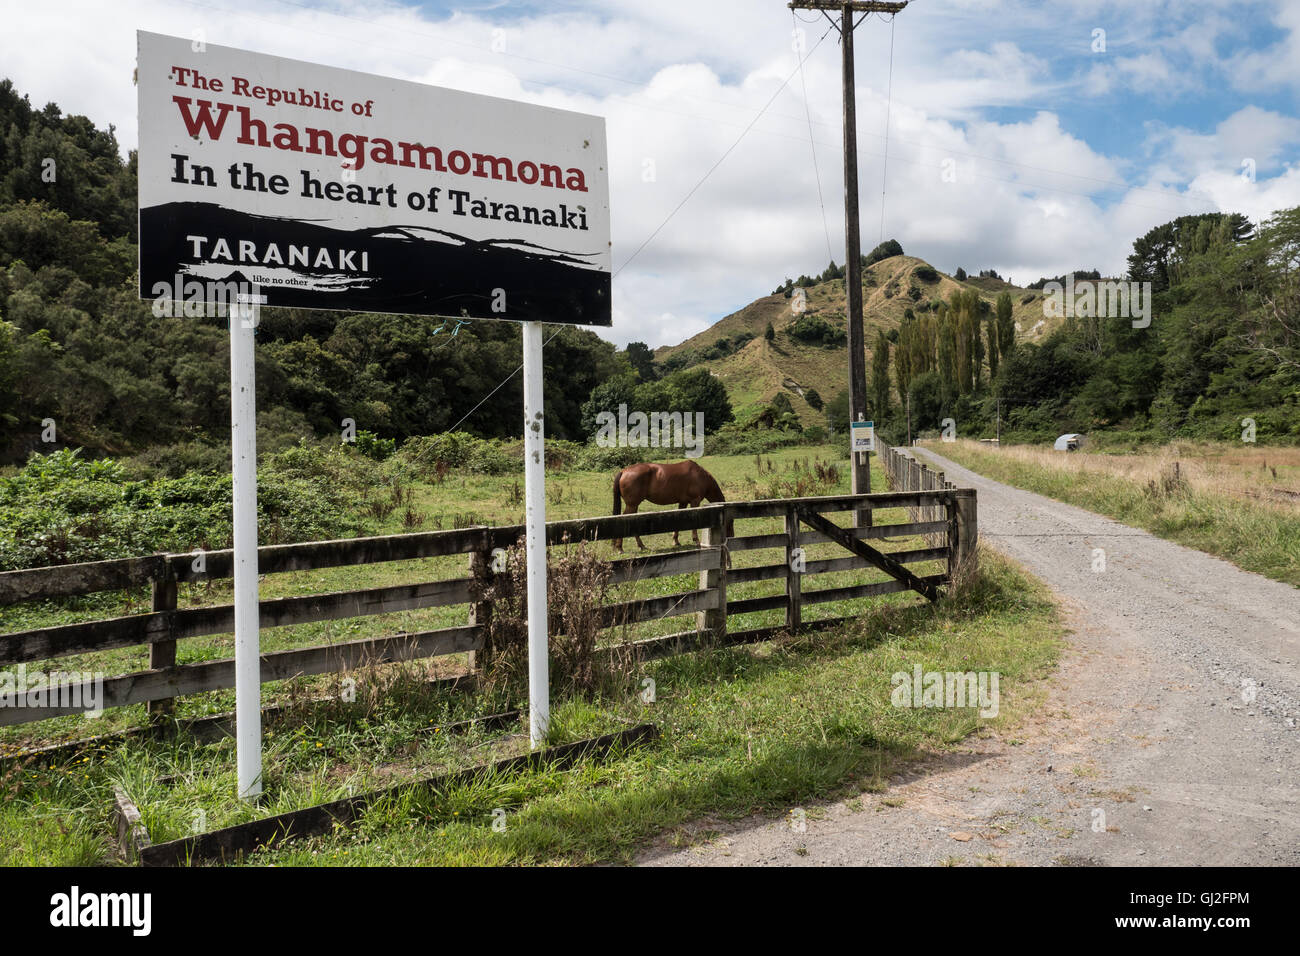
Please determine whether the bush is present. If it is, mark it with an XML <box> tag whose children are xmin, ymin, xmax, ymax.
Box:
<box><xmin>397</xmin><ymin>431</ymin><xmax>519</xmax><ymax>476</ymax></box>
<box><xmin>787</xmin><ymin>314</ymin><xmax>846</xmax><ymax>348</ymax></box>
<box><xmin>122</xmin><ymin>441</ymin><xmax>229</xmax><ymax>479</ymax></box>
<box><xmin>354</xmin><ymin>429</ymin><xmax>396</xmax><ymax>461</ymax></box>
<box><xmin>705</xmin><ymin>425</ymin><xmax>805</xmax><ymax>457</ymax></box>
<box><xmin>573</xmin><ymin>443</ymin><xmax>645</xmax><ymax>471</ymax></box>
<box><xmin>0</xmin><ymin>448</ymin><xmax>361</xmax><ymax>570</ymax></box>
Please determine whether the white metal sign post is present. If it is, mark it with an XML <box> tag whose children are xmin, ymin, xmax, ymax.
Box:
<box><xmin>137</xmin><ymin>32</ymin><xmax>611</xmax><ymax>794</ymax></box>
<box><xmin>231</xmin><ymin>299</ymin><xmax>262</xmax><ymax>798</ymax></box>
<box><xmin>521</xmin><ymin>322</ymin><xmax>549</xmax><ymax>746</ymax></box>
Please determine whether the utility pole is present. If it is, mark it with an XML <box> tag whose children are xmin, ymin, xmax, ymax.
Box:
<box><xmin>996</xmin><ymin>396</ymin><xmax>1001</xmax><ymax>446</ymax></box>
<box><xmin>789</xmin><ymin>0</ymin><xmax>907</xmax><ymax>521</ymax></box>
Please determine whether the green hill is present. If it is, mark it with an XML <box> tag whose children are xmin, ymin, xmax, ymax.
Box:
<box><xmin>656</xmin><ymin>254</ymin><xmax>1053</xmax><ymax>427</ymax></box>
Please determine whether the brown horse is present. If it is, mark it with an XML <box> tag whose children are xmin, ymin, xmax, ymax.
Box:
<box><xmin>612</xmin><ymin>460</ymin><xmax>733</xmax><ymax>551</ymax></box>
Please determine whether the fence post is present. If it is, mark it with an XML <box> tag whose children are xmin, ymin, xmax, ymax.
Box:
<box><xmin>910</xmin><ymin>459</ymin><xmax>922</xmax><ymax>522</ymax></box>
<box><xmin>467</xmin><ymin>545</ymin><xmax>493</xmax><ymax>677</ymax></box>
<box><xmin>946</xmin><ymin>495</ymin><xmax>960</xmax><ymax>583</ymax></box>
<box><xmin>955</xmin><ymin>489</ymin><xmax>978</xmax><ymax>575</ymax></box>
<box><xmin>784</xmin><ymin>504</ymin><xmax>801</xmax><ymax>631</ymax></box>
<box><xmin>697</xmin><ymin>507</ymin><xmax>727</xmax><ymax>641</ymax></box>
<box><xmin>147</xmin><ymin>564</ymin><xmax>178</xmax><ymax>721</ymax></box>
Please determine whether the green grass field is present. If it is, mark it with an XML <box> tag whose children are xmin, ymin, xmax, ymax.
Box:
<box><xmin>0</xmin><ymin>445</ymin><xmax>1064</xmax><ymax>865</ymax></box>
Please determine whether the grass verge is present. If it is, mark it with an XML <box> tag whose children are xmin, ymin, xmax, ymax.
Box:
<box><xmin>1</xmin><ymin>547</ymin><xmax>1062</xmax><ymax>866</ymax></box>
<box><xmin>923</xmin><ymin>439</ymin><xmax>1300</xmax><ymax>588</ymax></box>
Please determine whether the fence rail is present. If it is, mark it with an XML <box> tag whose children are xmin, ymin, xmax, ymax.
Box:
<box><xmin>0</xmin><ymin>486</ymin><xmax>975</xmax><ymax>729</ymax></box>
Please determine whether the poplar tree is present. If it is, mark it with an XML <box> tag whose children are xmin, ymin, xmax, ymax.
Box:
<box><xmin>995</xmin><ymin>291</ymin><xmax>1015</xmax><ymax>360</ymax></box>
<box><xmin>872</xmin><ymin>329</ymin><xmax>891</xmax><ymax>416</ymax></box>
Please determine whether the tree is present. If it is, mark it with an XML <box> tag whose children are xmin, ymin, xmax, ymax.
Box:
<box><xmin>956</xmin><ymin>307</ymin><xmax>974</xmax><ymax>394</ymax></box>
<box><xmin>825</xmin><ymin>389</ymin><xmax>850</xmax><ymax>432</ymax></box>
<box><xmin>1241</xmin><ymin>206</ymin><xmax>1300</xmax><ymax>371</ymax></box>
<box><xmin>1127</xmin><ymin>212</ymin><xmax>1251</xmax><ymax>293</ymax></box>
<box><xmin>803</xmin><ymin>387</ymin><xmax>823</xmax><ymax>411</ymax></box>
<box><xmin>906</xmin><ymin>371</ymin><xmax>945</xmax><ymax>431</ymax></box>
<box><xmin>954</xmin><ymin>266</ymin><xmax>967</xmax><ymax>281</ymax></box>
<box><xmin>871</xmin><ymin>330</ymin><xmax>891</xmax><ymax>416</ymax></box>
<box><xmin>995</xmin><ymin>290</ymin><xmax>1015</xmax><ymax>362</ymax></box>
<box><xmin>662</xmin><ymin>366</ymin><xmax>733</xmax><ymax>431</ymax></box>
<box><xmin>625</xmin><ymin>341</ymin><xmax>656</xmax><ymax>382</ymax></box>
<box><xmin>862</xmin><ymin>239</ymin><xmax>904</xmax><ymax>269</ymax></box>
<box><xmin>894</xmin><ymin>313</ymin><xmax>915</xmax><ymax>399</ymax></box>
<box><xmin>985</xmin><ymin>313</ymin><xmax>1000</xmax><ymax>381</ymax></box>
<box><xmin>765</xmin><ymin>322</ymin><xmax>775</xmax><ymax>342</ymax></box>
<box><xmin>937</xmin><ymin>313</ymin><xmax>958</xmax><ymax>402</ymax></box>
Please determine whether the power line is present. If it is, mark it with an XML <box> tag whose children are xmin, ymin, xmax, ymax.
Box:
<box><xmin>878</xmin><ymin>13</ymin><xmax>897</xmax><ymax>242</ymax></box>
<box><xmin>450</xmin><ymin>22</ymin><xmax>841</xmax><ymax>435</ymax></box>
<box><xmin>794</xmin><ymin>11</ymin><xmax>835</xmax><ymax>264</ymax></box>
<box><xmin>613</xmin><ymin>19</ymin><xmax>838</xmax><ymax>277</ymax></box>
<box><xmin>174</xmin><ymin>0</ymin><xmax>1222</xmax><ymax>213</ymax></box>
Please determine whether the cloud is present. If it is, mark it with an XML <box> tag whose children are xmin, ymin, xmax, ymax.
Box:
<box><xmin>2</xmin><ymin>0</ymin><xmax>1299</xmax><ymax>349</ymax></box>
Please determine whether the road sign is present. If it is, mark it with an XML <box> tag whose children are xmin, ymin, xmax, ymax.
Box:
<box><xmin>138</xmin><ymin>31</ymin><xmax>611</xmax><ymax>325</ymax></box>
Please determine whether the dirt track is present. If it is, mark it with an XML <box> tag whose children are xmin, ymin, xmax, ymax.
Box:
<box><xmin>639</xmin><ymin>447</ymin><xmax>1300</xmax><ymax>867</ymax></box>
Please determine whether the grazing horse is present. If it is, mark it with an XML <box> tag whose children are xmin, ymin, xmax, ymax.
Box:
<box><xmin>612</xmin><ymin>460</ymin><xmax>733</xmax><ymax>551</ymax></box>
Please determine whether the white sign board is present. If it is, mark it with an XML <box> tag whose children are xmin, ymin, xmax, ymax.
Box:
<box><xmin>137</xmin><ymin>31</ymin><xmax>611</xmax><ymax>325</ymax></box>
<box><xmin>851</xmin><ymin>420</ymin><xmax>875</xmax><ymax>453</ymax></box>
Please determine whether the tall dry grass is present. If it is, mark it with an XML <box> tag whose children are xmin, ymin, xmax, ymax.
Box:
<box><xmin>928</xmin><ymin>439</ymin><xmax>1300</xmax><ymax>586</ymax></box>
<box><xmin>953</xmin><ymin>440</ymin><xmax>1300</xmax><ymax>509</ymax></box>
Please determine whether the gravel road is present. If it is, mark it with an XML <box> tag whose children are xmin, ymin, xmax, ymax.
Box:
<box><xmin>639</xmin><ymin>447</ymin><xmax>1300</xmax><ymax>867</ymax></box>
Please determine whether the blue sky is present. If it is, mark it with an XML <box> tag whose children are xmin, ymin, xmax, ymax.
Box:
<box><xmin>5</xmin><ymin>0</ymin><xmax>1299</xmax><ymax>346</ymax></box>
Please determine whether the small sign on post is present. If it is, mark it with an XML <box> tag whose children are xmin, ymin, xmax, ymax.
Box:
<box><xmin>851</xmin><ymin>419</ymin><xmax>875</xmax><ymax>453</ymax></box>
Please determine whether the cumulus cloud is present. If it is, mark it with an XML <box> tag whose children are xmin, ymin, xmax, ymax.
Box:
<box><xmin>2</xmin><ymin>0</ymin><xmax>1298</xmax><ymax>348</ymax></box>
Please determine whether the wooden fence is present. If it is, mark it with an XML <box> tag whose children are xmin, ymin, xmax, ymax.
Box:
<box><xmin>879</xmin><ymin>444</ymin><xmax>961</xmax><ymax>541</ymax></box>
<box><xmin>0</xmin><ymin>489</ymin><xmax>975</xmax><ymax>730</ymax></box>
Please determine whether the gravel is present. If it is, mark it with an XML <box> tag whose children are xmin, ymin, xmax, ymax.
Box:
<box><xmin>638</xmin><ymin>447</ymin><xmax>1300</xmax><ymax>867</ymax></box>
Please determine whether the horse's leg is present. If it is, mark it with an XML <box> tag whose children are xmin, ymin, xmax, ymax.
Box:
<box><xmin>690</xmin><ymin>498</ymin><xmax>704</xmax><ymax>543</ymax></box>
<box><xmin>615</xmin><ymin>497</ymin><xmax>636</xmax><ymax>552</ymax></box>
<box><xmin>627</xmin><ymin>502</ymin><xmax>648</xmax><ymax>551</ymax></box>
<box><xmin>674</xmin><ymin>502</ymin><xmax>688</xmax><ymax>545</ymax></box>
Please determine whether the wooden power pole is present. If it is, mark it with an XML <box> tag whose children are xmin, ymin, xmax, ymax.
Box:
<box><xmin>789</xmin><ymin>0</ymin><xmax>907</xmax><ymax>519</ymax></box>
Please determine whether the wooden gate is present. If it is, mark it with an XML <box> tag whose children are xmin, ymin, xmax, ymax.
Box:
<box><xmin>797</xmin><ymin>509</ymin><xmax>941</xmax><ymax>602</ymax></box>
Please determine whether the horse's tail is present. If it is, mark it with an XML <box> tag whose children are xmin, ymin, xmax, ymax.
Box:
<box><xmin>613</xmin><ymin>469</ymin><xmax>623</xmax><ymax>515</ymax></box>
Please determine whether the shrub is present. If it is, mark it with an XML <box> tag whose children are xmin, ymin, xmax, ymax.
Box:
<box><xmin>787</xmin><ymin>314</ymin><xmax>846</xmax><ymax>348</ymax></box>
<box><xmin>0</xmin><ymin>448</ymin><xmax>361</xmax><ymax>570</ymax></box>
<box><xmin>354</xmin><ymin>429</ymin><xmax>396</xmax><ymax>461</ymax></box>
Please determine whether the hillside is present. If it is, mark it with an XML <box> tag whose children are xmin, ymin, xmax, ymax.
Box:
<box><xmin>656</xmin><ymin>254</ymin><xmax>1053</xmax><ymax>427</ymax></box>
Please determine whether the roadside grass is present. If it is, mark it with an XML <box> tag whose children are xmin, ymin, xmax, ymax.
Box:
<box><xmin>0</xmin><ymin>543</ymin><xmax>1061</xmax><ymax>865</ymax></box>
<box><xmin>923</xmin><ymin>439</ymin><xmax>1300</xmax><ymax>588</ymax></box>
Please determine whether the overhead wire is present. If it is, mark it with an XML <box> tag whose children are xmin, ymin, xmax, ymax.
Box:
<box><xmin>613</xmin><ymin>18</ymin><xmax>838</xmax><ymax>277</ymax></box>
<box><xmin>879</xmin><ymin>13</ymin><xmax>897</xmax><ymax>242</ymax></box>
<box><xmin>448</xmin><ymin>18</ymin><xmax>841</xmax><ymax>434</ymax></box>
<box><xmin>795</xmin><ymin>11</ymin><xmax>836</xmax><ymax>264</ymax></box>
<box><xmin>172</xmin><ymin>0</ymin><xmax>1221</xmax><ymax>213</ymax></box>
